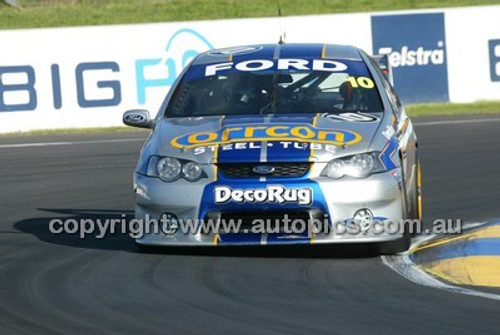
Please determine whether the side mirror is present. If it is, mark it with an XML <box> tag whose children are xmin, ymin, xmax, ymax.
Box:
<box><xmin>123</xmin><ymin>109</ymin><xmax>153</xmax><ymax>129</ymax></box>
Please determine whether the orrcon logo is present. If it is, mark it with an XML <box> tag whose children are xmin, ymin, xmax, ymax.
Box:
<box><xmin>378</xmin><ymin>41</ymin><xmax>445</xmax><ymax>68</ymax></box>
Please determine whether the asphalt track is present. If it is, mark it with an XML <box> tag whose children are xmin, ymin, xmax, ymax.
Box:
<box><xmin>1</xmin><ymin>114</ymin><xmax>500</xmax><ymax>334</ymax></box>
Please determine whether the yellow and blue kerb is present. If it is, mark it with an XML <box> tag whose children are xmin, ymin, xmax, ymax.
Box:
<box><xmin>410</xmin><ymin>221</ymin><xmax>500</xmax><ymax>287</ymax></box>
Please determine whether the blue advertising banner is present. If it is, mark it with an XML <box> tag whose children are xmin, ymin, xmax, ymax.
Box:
<box><xmin>489</xmin><ymin>39</ymin><xmax>500</xmax><ymax>82</ymax></box>
<box><xmin>371</xmin><ymin>13</ymin><xmax>449</xmax><ymax>104</ymax></box>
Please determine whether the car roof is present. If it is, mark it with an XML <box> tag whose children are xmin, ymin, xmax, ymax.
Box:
<box><xmin>192</xmin><ymin>43</ymin><xmax>363</xmax><ymax>66</ymax></box>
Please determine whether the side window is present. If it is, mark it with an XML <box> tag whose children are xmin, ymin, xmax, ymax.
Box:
<box><xmin>387</xmin><ymin>82</ymin><xmax>403</xmax><ymax>117</ymax></box>
<box><xmin>366</xmin><ymin>55</ymin><xmax>401</xmax><ymax>120</ymax></box>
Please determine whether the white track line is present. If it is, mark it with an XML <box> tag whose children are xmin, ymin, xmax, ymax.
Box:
<box><xmin>414</xmin><ymin>117</ymin><xmax>500</xmax><ymax>126</ymax></box>
<box><xmin>0</xmin><ymin>138</ymin><xmax>145</xmax><ymax>149</ymax></box>
<box><xmin>0</xmin><ymin>117</ymin><xmax>499</xmax><ymax>149</ymax></box>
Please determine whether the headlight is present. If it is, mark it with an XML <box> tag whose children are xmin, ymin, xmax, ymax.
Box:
<box><xmin>145</xmin><ymin>156</ymin><xmax>205</xmax><ymax>182</ymax></box>
<box><xmin>182</xmin><ymin>161</ymin><xmax>203</xmax><ymax>181</ymax></box>
<box><xmin>157</xmin><ymin>157</ymin><xmax>182</xmax><ymax>181</ymax></box>
<box><xmin>321</xmin><ymin>152</ymin><xmax>385</xmax><ymax>179</ymax></box>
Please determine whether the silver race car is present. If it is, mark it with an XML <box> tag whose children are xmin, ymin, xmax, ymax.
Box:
<box><xmin>123</xmin><ymin>43</ymin><xmax>422</xmax><ymax>254</ymax></box>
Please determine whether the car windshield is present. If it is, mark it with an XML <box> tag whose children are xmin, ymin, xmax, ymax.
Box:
<box><xmin>166</xmin><ymin>58</ymin><xmax>384</xmax><ymax>117</ymax></box>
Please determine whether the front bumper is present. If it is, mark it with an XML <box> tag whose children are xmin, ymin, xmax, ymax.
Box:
<box><xmin>133</xmin><ymin>169</ymin><xmax>405</xmax><ymax>246</ymax></box>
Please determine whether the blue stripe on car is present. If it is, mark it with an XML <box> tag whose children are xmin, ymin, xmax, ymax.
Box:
<box><xmin>279</xmin><ymin>43</ymin><xmax>324</xmax><ymax>59</ymax></box>
<box><xmin>216</xmin><ymin>116</ymin><xmax>265</xmax><ymax>163</ymax></box>
<box><xmin>265</xmin><ymin>114</ymin><xmax>315</xmax><ymax>163</ymax></box>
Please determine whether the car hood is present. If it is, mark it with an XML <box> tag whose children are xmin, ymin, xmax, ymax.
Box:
<box><xmin>151</xmin><ymin>113</ymin><xmax>384</xmax><ymax>164</ymax></box>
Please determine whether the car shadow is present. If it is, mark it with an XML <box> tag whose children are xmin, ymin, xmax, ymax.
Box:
<box><xmin>13</xmin><ymin>208</ymin><xmax>379</xmax><ymax>259</ymax></box>
<box><xmin>14</xmin><ymin>208</ymin><xmax>137</xmax><ymax>252</ymax></box>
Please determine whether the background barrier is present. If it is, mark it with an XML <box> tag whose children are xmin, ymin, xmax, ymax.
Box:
<box><xmin>0</xmin><ymin>5</ymin><xmax>499</xmax><ymax>133</ymax></box>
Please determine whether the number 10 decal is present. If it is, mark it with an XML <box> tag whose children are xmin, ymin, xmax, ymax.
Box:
<box><xmin>346</xmin><ymin>76</ymin><xmax>375</xmax><ymax>89</ymax></box>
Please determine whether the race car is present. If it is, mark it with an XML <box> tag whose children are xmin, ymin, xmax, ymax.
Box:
<box><xmin>123</xmin><ymin>43</ymin><xmax>422</xmax><ymax>254</ymax></box>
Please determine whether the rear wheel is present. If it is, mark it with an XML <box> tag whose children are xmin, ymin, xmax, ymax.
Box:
<box><xmin>408</xmin><ymin>156</ymin><xmax>422</xmax><ymax>221</ymax></box>
<box><xmin>416</xmin><ymin>158</ymin><xmax>423</xmax><ymax>222</ymax></box>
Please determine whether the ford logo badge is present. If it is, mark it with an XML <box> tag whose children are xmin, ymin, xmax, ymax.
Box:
<box><xmin>125</xmin><ymin>114</ymin><xmax>145</xmax><ymax>123</ymax></box>
<box><xmin>252</xmin><ymin>165</ymin><xmax>275</xmax><ymax>174</ymax></box>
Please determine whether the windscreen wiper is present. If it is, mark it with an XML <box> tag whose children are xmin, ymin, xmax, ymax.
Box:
<box><xmin>259</xmin><ymin>73</ymin><xmax>280</xmax><ymax>115</ymax></box>
<box><xmin>260</xmin><ymin>44</ymin><xmax>282</xmax><ymax>115</ymax></box>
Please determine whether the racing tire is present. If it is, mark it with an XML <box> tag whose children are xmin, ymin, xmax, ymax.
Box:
<box><xmin>368</xmin><ymin>233</ymin><xmax>411</xmax><ymax>255</ymax></box>
<box><xmin>135</xmin><ymin>240</ymin><xmax>161</xmax><ymax>253</ymax></box>
<box><xmin>407</xmin><ymin>154</ymin><xmax>422</xmax><ymax>237</ymax></box>
<box><xmin>369</xmin><ymin>156</ymin><xmax>414</xmax><ymax>255</ymax></box>
<box><xmin>408</xmin><ymin>154</ymin><xmax>421</xmax><ymax>222</ymax></box>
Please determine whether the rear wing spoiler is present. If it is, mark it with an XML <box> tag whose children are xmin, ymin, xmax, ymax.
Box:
<box><xmin>373</xmin><ymin>54</ymin><xmax>393</xmax><ymax>85</ymax></box>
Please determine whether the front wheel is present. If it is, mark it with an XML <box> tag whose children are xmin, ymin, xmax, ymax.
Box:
<box><xmin>369</xmin><ymin>157</ymin><xmax>415</xmax><ymax>255</ymax></box>
<box><xmin>368</xmin><ymin>233</ymin><xmax>411</xmax><ymax>255</ymax></box>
